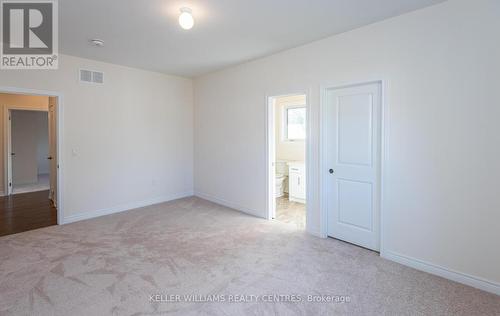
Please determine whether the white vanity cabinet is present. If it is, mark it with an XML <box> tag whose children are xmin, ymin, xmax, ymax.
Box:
<box><xmin>288</xmin><ymin>162</ymin><xmax>306</xmax><ymax>203</ymax></box>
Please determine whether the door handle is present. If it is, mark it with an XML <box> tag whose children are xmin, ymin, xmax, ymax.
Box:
<box><xmin>11</xmin><ymin>152</ymin><xmax>15</xmax><ymax>156</ymax></box>
<box><xmin>47</xmin><ymin>156</ymin><xmax>53</xmax><ymax>160</ymax></box>
<box><xmin>329</xmin><ymin>169</ymin><xmax>334</xmax><ymax>174</ymax></box>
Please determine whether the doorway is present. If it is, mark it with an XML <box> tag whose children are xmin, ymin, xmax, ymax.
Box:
<box><xmin>267</xmin><ymin>93</ymin><xmax>308</xmax><ymax>229</ymax></box>
<box><xmin>1</xmin><ymin>92</ymin><xmax>59</xmax><ymax>236</ymax></box>
<box><xmin>322</xmin><ymin>82</ymin><xmax>382</xmax><ymax>251</ymax></box>
<box><xmin>10</xmin><ymin>109</ymin><xmax>50</xmax><ymax>194</ymax></box>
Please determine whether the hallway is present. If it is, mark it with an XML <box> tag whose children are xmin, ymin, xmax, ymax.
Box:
<box><xmin>0</xmin><ymin>190</ymin><xmax>56</xmax><ymax>237</ymax></box>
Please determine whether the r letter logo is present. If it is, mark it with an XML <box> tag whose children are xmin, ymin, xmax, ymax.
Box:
<box><xmin>1</xmin><ymin>0</ymin><xmax>58</xmax><ymax>69</ymax></box>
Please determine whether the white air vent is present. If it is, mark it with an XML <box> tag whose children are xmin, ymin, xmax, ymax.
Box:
<box><xmin>80</xmin><ymin>69</ymin><xmax>92</xmax><ymax>82</ymax></box>
<box><xmin>79</xmin><ymin>69</ymin><xmax>104</xmax><ymax>84</ymax></box>
<box><xmin>92</xmin><ymin>71</ymin><xmax>103</xmax><ymax>84</ymax></box>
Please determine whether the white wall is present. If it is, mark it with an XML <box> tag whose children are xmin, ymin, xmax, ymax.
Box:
<box><xmin>194</xmin><ymin>0</ymin><xmax>500</xmax><ymax>292</ymax></box>
<box><xmin>274</xmin><ymin>95</ymin><xmax>306</xmax><ymax>162</ymax></box>
<box><xmin>0</xmin><ymin>54</ymin><xmax>193</xmax><ymax>220</ymax></box>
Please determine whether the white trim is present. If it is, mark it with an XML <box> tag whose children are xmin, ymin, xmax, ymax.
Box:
<box><xmin>379</xmin><ymin>80</ymin><xmax>390</xmax><ymax>255</ymax></box>
<box><xmin>265</xmin><ymin>90</ymin><xmax>312</xmax><ymax>233</ymax></box>
<box><xmin>304</xmin><ymin>89</ymin><xmax>313</xmax><ymax>236</ymax></box>
<box><xmin>319</xmin><ymin>79</ymin><xmax>387</xmax><ymax>244</ymax></box>
<box><xmin>265</xmin><ymin>95</ymin><xmax>276</xmax><ymax>220</ymax></box>
<box><xmin>0</xmin><ymin>86</ymin><xmax>64</xmax><ymax>225</ymax></box>
<box><xmin>194</xmin><ymin>191</ymin><xmax>263</xmax><ymax>219</ymax></box>
<box><xmin>319</xmin><ymin>86</ymin><xmax>328</xmax><ymax>238</ymax></box>
<box><xmin>382</xmin><ymin>250</ymin><xmax>500</xmax><ymax>296</ymax></box>
<box><xmin>62</xmin><ymin>191</ymin><xmax>193</xmax><ymax>224</ymax></box>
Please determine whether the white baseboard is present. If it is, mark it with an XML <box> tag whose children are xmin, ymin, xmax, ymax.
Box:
<box><xmin>62</xmin><ymin>191</ymin><xmax>194</xmax><ymax>224</ymax></box>
<box><xmin>194</xmin><ymin>191</ymin><xmax>265</xmax><ymax>219</ymax></box>
<box><xmin>382</xmin><ymin>250</ymin><xmax>500</xmax><ymax>296</ymax></box>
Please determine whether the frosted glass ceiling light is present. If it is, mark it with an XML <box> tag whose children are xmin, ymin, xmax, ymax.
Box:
<box><xmin>179</xmin><ymin>7</ymin><xmax>194</xmax><ymax>30</ymax></box>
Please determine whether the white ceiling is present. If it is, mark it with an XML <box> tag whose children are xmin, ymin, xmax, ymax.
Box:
<box><xmin>60</xmin><ymin>0</ymin><xmax>446</xmax><ymax>77</ymax></box>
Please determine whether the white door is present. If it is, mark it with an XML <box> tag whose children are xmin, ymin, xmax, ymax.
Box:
<box><xmin>48</xmin><ymin>97</ymin><xmax>57</xmax><ymax>207</ymax></box>
<box><xmin>325</xmin><ymin>82</ymin><xmax>381</xmax><ymax>251</ymax></box>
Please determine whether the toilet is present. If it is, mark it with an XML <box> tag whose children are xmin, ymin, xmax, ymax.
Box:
<box><xmin>275</xmin><ymin>160</ymin><xmax>288</xmax><ymax>198</ymax></box>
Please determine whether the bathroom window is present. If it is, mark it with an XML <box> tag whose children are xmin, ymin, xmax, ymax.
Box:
<box><xmin>284</xmin><ymin>106</ymin><xmax>306</xmax><ymax>141</ymax></box>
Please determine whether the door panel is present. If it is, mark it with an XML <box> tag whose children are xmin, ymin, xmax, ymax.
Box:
<box><xmin>326</xmin><ymin>83</ymin><xmax>381</xmax><ymax>251</ymax></box>
<box><xmin>337</xmin><ymin>94</ymin><xmax>373</xmax><ymax>166</ymax></box>
<box><xmin>337</xmin><ymin>179</ymin><xmax>373</xmax><ymax>231</ymax></box>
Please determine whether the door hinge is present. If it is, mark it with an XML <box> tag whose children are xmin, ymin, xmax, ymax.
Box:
<box><xmin>9</xmin><ymin>182</ymin><xmax>12</xmax><ymax>187</ymax></box>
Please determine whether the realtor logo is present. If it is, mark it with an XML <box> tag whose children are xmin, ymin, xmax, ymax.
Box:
<box><xmin>1</xmin><ymin>0</ymin><xmax>58</xmax><ymax>69</ymax></box>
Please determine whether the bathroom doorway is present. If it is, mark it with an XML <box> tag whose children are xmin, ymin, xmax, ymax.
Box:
<box><xmin>267</xmin><ymin>93</ymin><xmax>308</xmax><ymax>230</ymax></box>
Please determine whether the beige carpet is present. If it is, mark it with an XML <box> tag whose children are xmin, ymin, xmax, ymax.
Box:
<box><xmin>0</xmin><ymin>197</ymin><xmax>498</xmax><ymax>315</ymax></box>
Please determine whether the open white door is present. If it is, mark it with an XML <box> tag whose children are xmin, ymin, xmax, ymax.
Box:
<box><xmin>325</xmin><ymin>82</ymin><xmax>381</xmax><ymax>251</ymax></box>
<box><xmin>48</xmin><ymin>97</ymin><xmax>57</xmax><ymax>207</ymax></box>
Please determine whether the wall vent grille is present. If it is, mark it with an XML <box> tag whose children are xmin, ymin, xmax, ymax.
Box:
<box><xmin>79</xmin><ymin>69</ymin><xmax>104</xmax><ymax>84</ymax></box>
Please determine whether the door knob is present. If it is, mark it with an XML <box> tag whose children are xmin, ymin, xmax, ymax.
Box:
<box><xmin>11</xmin><ymin>152</ymin><xmax>15</xmax><ymax>156</ymax></box>
<box><xmin>329</xmin><ymin>169</ymin><xmax>334</xmax><ymax>174</ymax></box>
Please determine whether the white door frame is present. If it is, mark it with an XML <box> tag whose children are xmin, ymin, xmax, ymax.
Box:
<box><xmin>5</xmin><ymin>106</ymin><xmax>49</xmax><ymax>196</ymax></box>
<box><xmin>1</xmin><ymin>86</ymin><xmax>64</xmax><ymax>225</ymax></box>
<box><xmin>319</xmin><ymin>80</ymin><xmax>388</xmax><ymax>253</ymax></box>
<box><xmin>265</xmin><ymin>90</ymin><xmax>311</xmax><ymax>226</ymax></box>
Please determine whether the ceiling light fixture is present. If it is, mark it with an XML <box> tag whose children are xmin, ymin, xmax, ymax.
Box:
<box><xmin>90</xmin><ymin>39</ymin><xmax>105</xmax><ymax>47</ymax></box>
<box><xmin>178</xmin><ymin>7</ymin><xmax>194</xmax><ymax>30</ymax></box>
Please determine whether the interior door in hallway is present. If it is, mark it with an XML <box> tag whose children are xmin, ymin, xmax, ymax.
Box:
<box><xmin>324</xmin><ymin>82</ymin><xmax>381</xmax><ymax>251</ymax></box>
